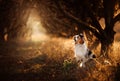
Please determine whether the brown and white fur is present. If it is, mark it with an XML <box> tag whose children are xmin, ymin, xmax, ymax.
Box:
<box><xmin>74</xmin><ymin>33</ymin><xmax>96</xmax><ymax>67</ymax></box>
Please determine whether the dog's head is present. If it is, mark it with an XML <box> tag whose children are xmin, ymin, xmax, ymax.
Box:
<box><xmin>74</xmin><ymin>33</ymin><xmax>84</xmax><ymax>44</ymax></box>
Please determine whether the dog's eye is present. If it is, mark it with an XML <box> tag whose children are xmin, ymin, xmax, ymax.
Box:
<box><xmin>74</xmin><ymin>37</ymin><xmax>76</xmax><ymax>41</ymax></box>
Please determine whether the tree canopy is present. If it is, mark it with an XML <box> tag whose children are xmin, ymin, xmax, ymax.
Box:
<box><xmin>0</xmin><ymin>0</ymin><xmax>120</xmax><ymax>56</ymax></box>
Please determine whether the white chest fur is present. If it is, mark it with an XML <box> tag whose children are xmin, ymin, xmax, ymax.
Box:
<box><xmin>74</xmin><ymin>43</ymin><xmax>88</xmax><ymax>59</ymax></box>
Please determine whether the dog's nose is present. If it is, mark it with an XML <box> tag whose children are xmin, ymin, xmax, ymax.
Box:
<box><xmin>93</xmin><ymin>55</ymin><xmax>96</xmax><ymax>58</ymax></box>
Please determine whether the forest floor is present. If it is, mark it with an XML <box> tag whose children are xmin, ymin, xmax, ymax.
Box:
<box><xmin>0</xmin><ymin>38</ymin><xmax>120</xmax><ymax>81</ymax></box>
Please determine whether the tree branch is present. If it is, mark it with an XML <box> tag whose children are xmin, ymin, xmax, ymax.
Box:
<box><xmin>83</xmin><ymin>4</ymin><xmax>107</xmax><ymax>38</ymax></box>
<box><xmin>103</xmin><ymin>0</ymin><xmax>115</xmax><ymax>29</ymax></box>
<box><xmin>113</xmin><ymin>13</ymin><xmax>120</xmax><ymax>24</ymax></box>
<box><xmin>103</xmin><ymin>0</ymin><xmax>116</xmax><ymax>40</ymax></box>
<box><xmin>53</xmin><ymin>0</ymin><xmax>102</xmax><ymax>39</ymax></box>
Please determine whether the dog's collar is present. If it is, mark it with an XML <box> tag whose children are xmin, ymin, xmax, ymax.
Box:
<box><xmin>75</xmin><ymin>43</ymin><xmax>84</xmax><ymax>46</ymax></box>
<box><xmin>75</xmin><ymin>42</ymin><xmax>84</xmax><ymax>45</ymax></box>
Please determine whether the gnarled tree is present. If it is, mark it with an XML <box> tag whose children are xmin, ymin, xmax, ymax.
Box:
<box><xmin>42</xmin><ymin>0</ymin><xmax>120</xmax><ymax>57</ymax></box>
<box><xmin>56</xmin><ymin>0</ymin><xmax>120</xmax><ymax>56</ymax></box>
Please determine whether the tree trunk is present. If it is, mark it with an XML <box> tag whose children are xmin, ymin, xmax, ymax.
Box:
<box><xmin>100</xmin><ymin>35</ymin><xmax>114</xmax><ymax>58</ymax></box>
<box><xmin>101</xmin><ymin>41</ymin><xmax>110</xmax><ymax>57</ymax></box>
<box><xmin>0</xmin><ymin>35</ymin><xmax>4</xmax><ymax>41</ymax></box>
<box><xmin>0</xmin><ymin>32</ymin><xmax>4</xmax><ymax>41</ymax></box>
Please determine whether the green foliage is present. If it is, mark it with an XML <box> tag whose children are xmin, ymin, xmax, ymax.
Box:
<box><xmin>63</xmin><ymin>59</ymin><xmax>72</xmax><ymax>70</ymax></box>
<box><xmin>63</xmin><ymin>59</ymin><xmax>77</xmax><ymax>74</ymax></box>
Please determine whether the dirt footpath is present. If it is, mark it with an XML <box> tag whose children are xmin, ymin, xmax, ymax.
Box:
<box><xmin>0</xmin><ymin>40</ymin><xmax>119</xmax><ymax>81</ymax></box>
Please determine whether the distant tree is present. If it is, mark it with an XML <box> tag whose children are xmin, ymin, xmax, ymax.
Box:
<box><xmin>0</xmin><ymin>0</ymin><xmax>35</xmax><ymax>41</ymax></box>
<box><xmin>0</xmin><ymin>0</ymin><xmax>16</xmax><ymax>41</ymax></box>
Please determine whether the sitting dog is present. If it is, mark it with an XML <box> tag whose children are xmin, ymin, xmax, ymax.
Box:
<box><xmin>74</xmin><ymin>33</ymin><xmax>96</xmax><ymax>67</ymax></box>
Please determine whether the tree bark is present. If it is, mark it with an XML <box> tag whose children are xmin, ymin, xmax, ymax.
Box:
<box><xmin>100</xmin><ymin>32</ymin><xmax>114</xmax><ymax>58</ymax></box>
<box><xmin>0</xmin><ymin>32</ymin><xmax>4</xmax><ymax>41</ymax></box>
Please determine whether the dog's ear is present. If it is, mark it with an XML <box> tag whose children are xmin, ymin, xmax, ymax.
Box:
<box><xmin>74</xmin><ymin>36</ymin><xmax>76</xmax><ymax>42</ymax></box>
<box><xmin>79</xmin><ymin>33</ymin><xmax>84</xmax><ymax>38</ymax></box>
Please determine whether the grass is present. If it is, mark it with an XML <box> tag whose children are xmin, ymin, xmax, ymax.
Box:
<box><xmin>0</xmin><ymin>37</ymin><xmax>120</xmax><ymax>81</ymax></box>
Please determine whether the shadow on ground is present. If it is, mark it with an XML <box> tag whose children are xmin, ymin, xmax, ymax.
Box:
<box><xmin>0</xmin><ymin>41</ymin><xmax>119</xmax><ymax>81</ymax></box>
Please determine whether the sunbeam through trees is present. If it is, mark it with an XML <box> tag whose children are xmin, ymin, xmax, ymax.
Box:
<box><xmin>0</xmin><ymin>0</ymin><xmax>120</xmax><ymax>81</ymax></box>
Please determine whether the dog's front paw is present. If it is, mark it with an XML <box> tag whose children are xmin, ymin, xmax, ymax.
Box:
<box><xmin>80</xmin><ymin>63</ymin><xmax>85</xmax><ymax>68</ymax></box>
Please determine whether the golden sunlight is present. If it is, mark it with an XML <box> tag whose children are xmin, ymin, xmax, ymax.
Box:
<box><xmin>27</xmin><ymin>8</ymin><xmax>48</xmax><ymax>42</ymax></box>
<box><xmin>31</xmin><ymin>21</ymin><xmax>47</xmax><ymax>42</ymax></box>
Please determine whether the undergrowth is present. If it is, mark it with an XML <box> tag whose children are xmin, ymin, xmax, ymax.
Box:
<box><xmin>0</xmin><ymin>38</ymin><xmax>120</xmax><ymax>81</ymax></box>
